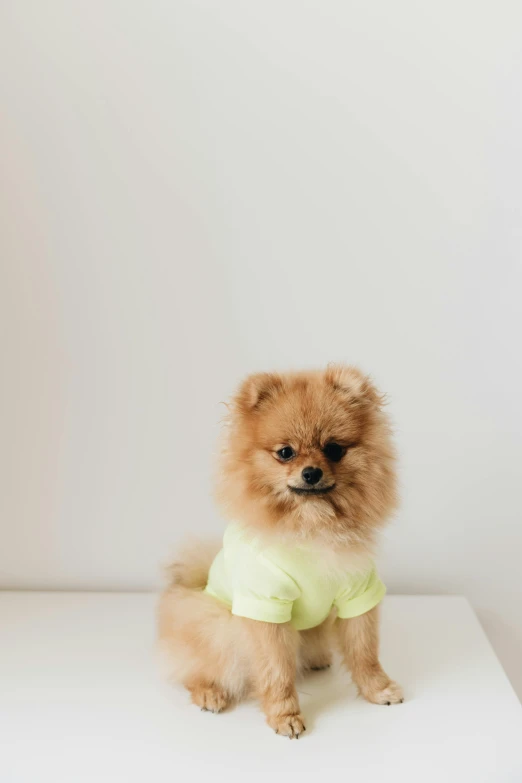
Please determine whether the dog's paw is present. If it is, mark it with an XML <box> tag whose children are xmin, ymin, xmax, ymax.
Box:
<box><xmin>362</xmin><ymin>679</ymin><xmax>404</xmax><ymax>706</ymax></box>
<box><xmin>268</xmin><ymin>713</ymin><xmax>306</xmax><ymax>739</ymax></box>
<box><xmin>190</xmin><ymin>685</ymin><xmax>229</xmax><ymax>713</ymax></box>
<box><xmin>308</xmin><ymin>653</ymin><xmax>332</xmax><ymax>671</ymax></box>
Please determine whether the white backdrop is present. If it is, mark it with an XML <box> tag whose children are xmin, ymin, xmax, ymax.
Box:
<box><xmin>1</xmin><ymin>1</ymin><xmax>521</xmax><ymax>698</ymax></box>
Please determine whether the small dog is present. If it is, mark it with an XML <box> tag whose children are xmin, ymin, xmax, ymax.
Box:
<box><xmin>158</xmin><ymin>365</ymin><xmax>402</xmax><ymax>738</ymax></box>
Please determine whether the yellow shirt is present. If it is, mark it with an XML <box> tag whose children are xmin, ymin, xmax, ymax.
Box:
<box><xmin>204</xmin><ymin>523</ymin><xmax>386</xmax><ymax>631</ymax></box>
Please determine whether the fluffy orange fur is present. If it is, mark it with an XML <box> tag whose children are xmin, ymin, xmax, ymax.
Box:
<box><xmin>158</xmin><ymin>365</ymin><xmax>402</xmax><ymax>738</ymax></box>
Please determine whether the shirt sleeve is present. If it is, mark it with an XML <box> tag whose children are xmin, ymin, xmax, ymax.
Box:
<box><xmin>334</xmin><ymin>566</ymin><xmax>386</xmax><ymax>619</ymax></box>
<box><xmin>224</xmin><ymin>527</ymin><xmax>301</xmax><ymax>624</ymax></box>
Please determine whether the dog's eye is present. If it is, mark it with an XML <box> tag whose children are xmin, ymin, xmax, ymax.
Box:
<box><xmin>323</xmin><ymin>442</ymin><xmax>347</xmax><ymax>462</ymax></box>
<box><xmin>276</xmin><ymin>446</ymin><xmax>296</xmax><ymax>461</ymax></box>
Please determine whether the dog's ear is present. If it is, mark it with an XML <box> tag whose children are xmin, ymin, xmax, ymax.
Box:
<box><xmin>325</xmin><ymin>364</ymin><xmax>384</xmax><ymax>408</ymax></box>
<box><xmin>235</xmin><ymin>372</ymin><xmax>285</xmax><ymax>412</ymax></box>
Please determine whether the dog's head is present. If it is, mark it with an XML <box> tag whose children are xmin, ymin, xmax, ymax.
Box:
<box><xmin>217</xmin><ymin>365</ymin><xmax>398</xmax><ymax>545</ymax></box>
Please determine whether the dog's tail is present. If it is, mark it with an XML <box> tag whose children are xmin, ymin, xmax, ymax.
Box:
<box><xmin>164</xmin><ymin>539</ymin><xmax>221</xmax><ymax>590</ymax></box>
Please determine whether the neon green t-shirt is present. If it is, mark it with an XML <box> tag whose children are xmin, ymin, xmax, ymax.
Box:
<box><xmin>204</xmin><ymin>523</ymin><xmax>386</xmax><ymax>631</ymax></box>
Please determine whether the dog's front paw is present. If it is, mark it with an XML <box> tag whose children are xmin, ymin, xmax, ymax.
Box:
<box><xmin>190</xmin><ymin>684</ymin><xmax>229</xmax><ymax>713</ymax></box>
<box><xmin>268</xmin><ymin>713</ymin><xmax>306</xmax><ymax>739</ymax></box>
<box><xmin>361</xmin><ymin>678</ymin><xmax>404</xmax><ymax>706</ymax></box>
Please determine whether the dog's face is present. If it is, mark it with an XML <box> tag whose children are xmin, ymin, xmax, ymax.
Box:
<box><xmin>218</xmin><ymin>365</ymin><xmax>397</xmax><ymax>543</ymax></box>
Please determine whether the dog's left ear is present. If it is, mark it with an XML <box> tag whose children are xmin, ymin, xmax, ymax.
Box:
<box><xmin>325</xmin><ymin>364</ymin><xmax>384</xmax><ymax>408</ymax></box>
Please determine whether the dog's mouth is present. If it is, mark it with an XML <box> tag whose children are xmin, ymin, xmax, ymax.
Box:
<box><xmin>288</xmin><ymin>484</ymin><xmax>336</xmax><ymax>496</ymax></box>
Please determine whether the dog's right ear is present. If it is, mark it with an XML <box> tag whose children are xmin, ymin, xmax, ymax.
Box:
<box><xmin>235</xmin><ymin>372</ymin><xmax>284</xmax><ymax>412</ymax></box>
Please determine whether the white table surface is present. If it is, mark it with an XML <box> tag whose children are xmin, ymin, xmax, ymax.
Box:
<box><xmin>1</xmin><ymin>593</ymin><xmax>521</xmax><ymax>783</ymax></box>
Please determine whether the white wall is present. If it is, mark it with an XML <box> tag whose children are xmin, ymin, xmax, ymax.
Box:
<box><xmin>1</xmin><ymin>1</ymin><xmax>521</xmax><ymax>697</ymax></box>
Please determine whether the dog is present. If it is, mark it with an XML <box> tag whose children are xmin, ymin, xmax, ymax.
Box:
<box><xmin>158</xmin><ymin>364</ymin><xmax>402</xmax><ymax>738</ymax></box>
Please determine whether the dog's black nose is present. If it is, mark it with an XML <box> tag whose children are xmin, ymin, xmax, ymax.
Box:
<box><xmin>302</xmin><ymin>466</ymin><xmax>323</xmax><ymax>485</ymax></box>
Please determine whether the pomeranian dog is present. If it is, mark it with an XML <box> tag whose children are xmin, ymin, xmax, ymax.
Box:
<box><xmin>158</xmin><ymin>364</ymin><xmax>402</xmax><ymax>738</ymax></box>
